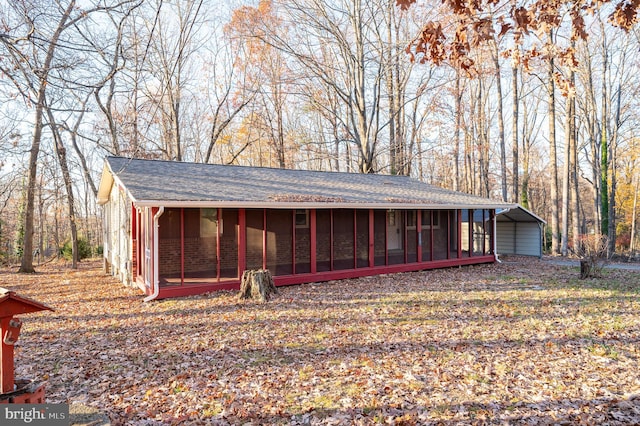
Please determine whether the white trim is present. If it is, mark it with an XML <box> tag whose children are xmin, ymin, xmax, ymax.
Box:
<box><xmin>143</xmin><ymin>206</ymin><xmax>164</xmax><ymax>302</ymax></box>
<box><xmin>538</xmin><ymin>222</ymin><xmax>545</xmax><ymax>258</ymax></box>
<box><xmin>496</xmin><ymin>204</ymin><xmax>547</xmax><ymax>224</ymax></box>
<box><xmin>295</xmin><ymin>209</ymin><xmax>309</xmax><ymax>228</ymax></box>
<box><xmin>97</xmin><ymin>162</ymin><xmax>139</xmax><ymax>205</ymax></box>
<box><xmin>494</xmin><ymin>213</ymin><xmax>499</xmax><ymax>262</ymax></box>
<box><xmin>129</xmin><ymin>200</ymin><xmax>518</xmax><ymax>211</ymax></box>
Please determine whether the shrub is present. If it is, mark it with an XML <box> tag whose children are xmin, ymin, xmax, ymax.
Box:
<box><xmin>60</xmin><ymin>238</ymin><xmax>93</xmax><ymax>261</ymax></box>
<box><xmin>615</xmin><ymin>222</ymin><xmax>631</xmax><ymax>251</ymax></box>
<box><xmin>574</xmin><ymin>234</ymin><xmax>609</xmax><ymax>278</ymax></box>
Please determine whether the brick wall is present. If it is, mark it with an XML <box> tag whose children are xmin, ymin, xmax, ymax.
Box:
<box><xmin>295</xmin><ymin>230</ymin><xmax>310</xmax><ymax>263</ymax></box>
<box><xmin>159</xmin><ymin>238</ymin><xmax>181</xmax><ymax>275</ymax></box>
<box><xmin>184</xmin><ymin>237</ymin><xmax>217</xmax><ymax>272</ymax></box>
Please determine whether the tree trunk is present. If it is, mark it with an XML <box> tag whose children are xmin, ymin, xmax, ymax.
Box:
<box><xmin>520</xmin><ymin>90</ymin><xmax>531</xmax><ymax>209</ymax></box>
<box><xmin>608</xmin><ymin>76</ymin><xmax>624</xmax><ymax>254</ymax></box>
<box><xmin>18</xmin><ymin>1</ymin><xmax>76</xmax><ymax>273</ymax></box>
<box><xmin>387</xmin><ymin>7</ymin><xmax>398</xmax><ymax>176</ymax></box>
<box><xmin>547</xmin><ymin>31</ymin><xmax>560</xmax><ymax>255</ymax></box>
<box><xmin>580</xmin><ymin>259</ymin><xmax>592</xmax><ymax>279</ymax></box>
<box><xmin>49</xmin><ymin>110</ymin><xmax>79</xmax><ymax>268</ymax></box>
<box><xmin>511</xmin><ymin>63</ymin><xmax>519</xmax><ymax>203</ymax></box>
<box><xmin>570</xmin><ymin>76</ymin><xmax>580</xmax><ymax>253</ymax></box>
<box><xmin>69</xmin><ymin>92</ymin><xmax>98</xmax><ymax>197</ymax></box>
<box><xmin>454</xmin><ymin>70</ymin><xmax>462</xmax><ymax>191</ymax></box>
<box><xmin>561</xmin><ymin>74</ymin><xmax>573</xmax><ymax>256</ymax></box>
<box><xmin>600</xmin><ymin>38</ymin><xmax>609</xmax><ymax>239</ymax></box>
<box><xmin>630</xmin><ymin>175</ymin><xmax>638</xmax><ymax>254</ymax></box>
<box><xmin>492</xmin><ymin>41</ymin><xmax>507</xmax><ymax>201</ymax></box>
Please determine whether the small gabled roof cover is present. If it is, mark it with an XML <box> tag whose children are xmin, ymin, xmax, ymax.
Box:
<box><xmin>98</xmin><ymin>156</ymin><xmax>516</xmax><ymax>210</ymax></box>
<box><xmin>496</xmin><ymin>205</ymin><xmax>546</xmax><ymax>224</ymax></box>
<box><xmin>0</xmin><ymin>288</ymin><xmax>54</xmax><ymax>317</ymax></box>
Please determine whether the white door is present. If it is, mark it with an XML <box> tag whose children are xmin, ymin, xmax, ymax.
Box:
<box><xmin>387</xmin><ymin>210</ymin><xmax>403</xmax><ymax>251</ymax></box>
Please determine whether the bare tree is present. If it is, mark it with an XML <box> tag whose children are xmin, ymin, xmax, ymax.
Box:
<box><xmin>202</xmin><ymin>37</ymin><xmax>255</xmax><ymax>164</ymax></box>
<box><xmin>490</xmin><ymin>39</ymin><xmax>508</xmax><ymax>201</ymax></box>
<box><xmin>0</xmin><ymin>1</ymin><xmax>79</xmax><ymax>272</ymax></box>
<box><xmin>144</xmin><ymin>0</ymin><xmax>206</xmax><ymax>161</ymax></box>
<box><xmin>258</xmin><ymin>0</ymin><xmax>385</xmax><ymax>173</ymax></box>
<box><xmin>511</xmin><ymin>60</ymin><xmax>520</xmax><ymax>203</ymax></box>
<box><xmin>546</xmin><ymin>30</ymin><xmax>561</xmax><ymax>255</ymax></box>
<box><xmin>0</xmin><ymin>0</ymin><xmax>142</xmax><ymax>272</ymax></box>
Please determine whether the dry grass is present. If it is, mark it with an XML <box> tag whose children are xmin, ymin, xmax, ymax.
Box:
<box><xmin>2</xmin><ymin>257</ymin><xmax>639</xmax><ymax>425</ymax></box>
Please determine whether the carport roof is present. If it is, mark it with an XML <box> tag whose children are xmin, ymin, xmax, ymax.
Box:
<box><xmin>496</xmin><ymin>206</ymin><xmax>546</xmax><ymax>224</ymax></box>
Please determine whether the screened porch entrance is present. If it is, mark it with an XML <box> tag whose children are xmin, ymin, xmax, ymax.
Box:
<box><xmin>157</xmin><ymin>208</ymin><xmax>239</xmax><ymax>286</ymax></box>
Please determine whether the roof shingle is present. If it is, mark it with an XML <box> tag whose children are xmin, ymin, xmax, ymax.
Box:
<box><xmin>101</xmin><ymin>156</ymin><xmax>514</xmax><ymax>209</ymax></box>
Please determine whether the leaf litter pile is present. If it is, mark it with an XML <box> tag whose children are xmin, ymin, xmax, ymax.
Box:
<box><xmin>2</xmin><ymin>257</ymin><xmax>639</xmax><ymax>425</ymax></box>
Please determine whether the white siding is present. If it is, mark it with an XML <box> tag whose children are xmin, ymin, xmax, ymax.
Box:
<box><xmin>497</xmin><ymin>222</ymin><xmax>541</xmax><ymax>257</ymax></box>
<box><xmin>496</xmin><ymin>222</ymin><xmax>515</xmax><ymax>254</ymax></box>
<box><xmin>104</xmin><ymin>185</ymin><xmax>132</xmax><ymax>286</ymax></box>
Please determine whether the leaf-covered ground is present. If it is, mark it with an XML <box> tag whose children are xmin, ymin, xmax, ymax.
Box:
<box><xmin>2</xmin><ymin>257</ymin><xmax>639</xmax><ymax>425</ymax></box>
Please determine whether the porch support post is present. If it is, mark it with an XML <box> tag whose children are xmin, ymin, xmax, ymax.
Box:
<box><xmin>368</xmin><ymin>210</ymin><xmax>374</xmax><ymax>268</ymax></box>
<box><xmin>403</xmin><ymin>210</ymin><xmax>408</xmax><ymax>264</ymax></box>
<box><xmin>310</xmin><ymin>209</ymin><xmax>317</xmax><ymax>274</ymax></box>
<box><xmin>417</xmin><ymin>210</ymin><xmax>422</xmax><ymax>262</ymax></box>
<box><xmin>385</xmin><ymin>210</ymin><xmax>389</xmax><ymax>265</ymax></box>
<box><xmin>330</xmin><ymin>210</ymin><xmax>334</xmax><ymax>270</ymax></box>
<box><xmin>143</xmin><ymin>206</ymin><xmax>164</xmax><ymax>302</ymax></box>
<box><xmin>180</xmin><ymin>208</ymin><xmax>185</xmax><ymax>286</ymax></box>
<box><xmin>446</xmin><ymin>210</ymin><xmax>451</xmax><ymax>260</ymax></box>
<box><xmin>429</xmin><ymin>211</ymin><xmax>434</xmax><ymax>261</ymax></box>
<box><xmin>353</xmin><ymin>209</ymin><xmax>357</xmax><ymax>269</ymax></box>
<box><xmin>483</xmin><ymin>210</ymin><xmax>488</xmax><ymax>256</ymax></box>
<box><xmin>469</xmin><ymin>209</ymin><xmax>474</xmax><ymax>257</ymax></box>
<box><xmin>292</xmin><ymin>210</ymin><xmax>296</xmax><ymax>275</ymax></box>
<box><xmin>238</xmin><ymin>209</ymin><xmax>246</xmax><ymax>276</ymax></box>
<box><xmin>262</xmin><ymin>209</ymin><xmax>267</xmax><ymax>269</ymax></box>
<box><xmin>457</xmin><ymin>209</ymin><xmax>462</xmax><ymax>258</ymax></box>
<box><xmin>216</xmin><ymin>208</ymin><xmax>221</xmax><ymax>281</ymax></box>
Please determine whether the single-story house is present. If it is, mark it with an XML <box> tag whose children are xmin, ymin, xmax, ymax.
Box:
<box><xmin>97</xmin><ymin>156</ymin><xmax>522</xmax><ymax>300</ymax></box>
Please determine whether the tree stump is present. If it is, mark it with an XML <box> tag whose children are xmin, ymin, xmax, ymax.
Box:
<box><xmin>238</xmin><ymin>269</ymin><xmax>277</xmax><ymax>302</ymax></box>
<box><xmin>580</xmin><ymin>259</ymin><xmax>592</xmax><ymax>279</ymax></box>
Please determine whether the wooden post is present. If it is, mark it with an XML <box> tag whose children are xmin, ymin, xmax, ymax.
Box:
<box><xmin>0</xmin><ymin>317</ymin><xmax>15</xmax><ymax>394</ymax></box>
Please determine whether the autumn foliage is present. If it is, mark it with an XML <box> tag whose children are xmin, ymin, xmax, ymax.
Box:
<box><xmin>398</xmin><ymin>0</ymin><xmax>640</xmax><ymax>72</ymax></box>
<box><xmin>5</xmin><ymin>258</ymin><xmax>640</xmax><ymax>424</ymax></box>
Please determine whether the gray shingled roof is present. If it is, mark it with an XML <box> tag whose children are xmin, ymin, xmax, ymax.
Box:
<box><xmin>99</xmin><ymin>156</ymin><xmax>514</xmax><ymax>209</ymax></box>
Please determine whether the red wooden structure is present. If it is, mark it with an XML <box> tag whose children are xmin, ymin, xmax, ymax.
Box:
<box><xmin>0</xmin><ymin>288</ymin><xmax>53</xmax><ymax>403</ymax></box>
<box><xmin>132</xmin><ymin>207</ymin><xmax>496</xmax><ymax>300</ymax></box>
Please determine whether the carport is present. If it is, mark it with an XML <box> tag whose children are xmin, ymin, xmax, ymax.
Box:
<box><xmin>496</xmin><ymin>206</ymin><xmax>546</xmax><ymax>257</ymax></box>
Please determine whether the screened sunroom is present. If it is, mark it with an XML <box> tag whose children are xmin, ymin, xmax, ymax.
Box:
<box><xmin>99</xmin><ymin>157</ymin><xmax>510</xmax><ymax>300</ymax></box>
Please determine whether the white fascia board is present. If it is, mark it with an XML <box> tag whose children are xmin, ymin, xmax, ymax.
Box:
<box><xmin>97</xmin><ymin>162</ymin><xmax>139</xmax><ymax>206</ymax></box>
<box><xmin>497</xmin><ymin>204</ymin><xmax>547</xmax><ymax>224</ymax></box>
<box><xmin>96</xmin><ymin>163</ymin><xmax>115</xmax><ymax>205</ymax></box>
<box><xmin>515</xmin><ymin>204</ymin><xmax>547</xmax><ymax>224</ymax></box>
<box><xmin>131</xmin><ymin>200</ymin><xmax>517</xmax><ymax>210</ymax></box>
